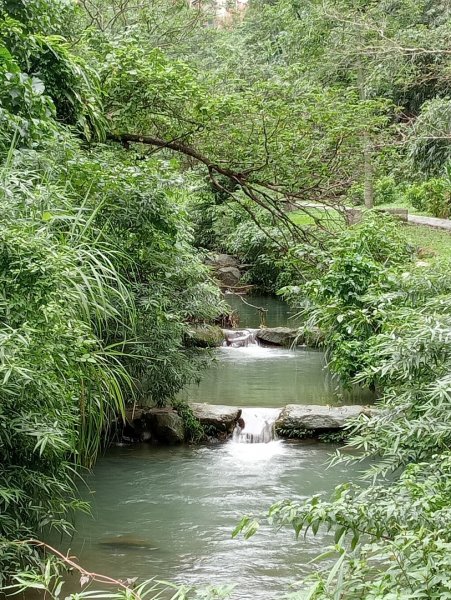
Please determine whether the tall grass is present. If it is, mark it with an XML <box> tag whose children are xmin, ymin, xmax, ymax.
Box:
<box><xmin>0</xmin><ymin>156</ymin><xmax>137</xmax><ymax>581</ymax></box>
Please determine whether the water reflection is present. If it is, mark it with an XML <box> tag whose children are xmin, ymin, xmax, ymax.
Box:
<box><xmin>224</xmin><ymin>294</ymin><xmax>300</xmax><ymax>329</ymax></box>
<box><xmin>181</xmin><ymin>345</ymin><xmax>369</xmax><ymax>407</ymax></box>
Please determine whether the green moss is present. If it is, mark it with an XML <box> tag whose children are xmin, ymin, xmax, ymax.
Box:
<box><xmin>185</xmin><ymin>324</ymin><xmax>224</xmax><ymax>348</ymax></box>
<box><xmin>172</xmin><ymin>400</ymin><xmax>205</xmax><ymax>443</ymax></box>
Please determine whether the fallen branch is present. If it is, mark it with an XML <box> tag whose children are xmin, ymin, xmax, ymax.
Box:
<box><xmin>107</xmin><ymin>132</ymin><xmax>336</xmax><ymax>249</ymax></box>
<box><xmin>11</xmin><ymin>539</ymin><xmax>144</xmax><ymax>599</ymax></box>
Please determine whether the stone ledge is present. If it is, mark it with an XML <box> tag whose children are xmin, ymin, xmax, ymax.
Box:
<box><xmin>275</xmin><ymin>404</ymin><xmax>375</xmax><ymax>436</ymax></box>
<box><xmin>119</xmin><ymin>403</ymin><xmax>375</xmax><ymax>444</ymax></box>
<box><xmin>190</xmin><ymin>402</ymin><xmax>241</xmax><ymax>433</ymax></box>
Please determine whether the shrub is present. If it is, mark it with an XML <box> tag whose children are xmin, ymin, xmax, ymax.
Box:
<box><xmin>374</xmin><ymin>175</ymin><xmax>401</xmax><ymax>205</ymax></box>
<box><xmin>0</xmin><ymin>161</ymin><xmax>133</xmax><ymax>582</ymax></box>
<box><xmin>235</xmin><ymin>230</ymin><xmax>451</xmax><ymax>599</ymax></box>
<box><xmin>346</xmin><ymin>176</ymin><xmax>403</xmax><ymax>207</ymax></box>
<box><xmin>282</xmin><ymin>212</ymin><xmax>413</xmax><ymax>383</ymax></box>
<box><xmin>62</xmin><ymin>146</ymin><xmax>225</xmax><ymax>406</ymax></box>
<box><xmin>404</xmin><ymin>177</ymin><xmax>451</xmax><ymax>218</ymax></box>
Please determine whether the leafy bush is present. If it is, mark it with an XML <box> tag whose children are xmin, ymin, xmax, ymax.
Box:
<box><xmin>60</xmin><ymin>145</ymin><xmax>224</xmax><ymax>405</ymax></box>
<box><xmin>404</xmin><ymin>177</ymin><xmax>451</xmax><ymax>218</ymax></box>
<box><xmin>227</xmin><ymin>218</ymin><xmax>283</xmax><ymax>292</ymax></box>
<box><xmin>282</xmin><ymin>212</ymin><xmax>413</xmax><ymax>383</ymax></box>
<box><xmin>373</xmin><ymin>175</ymin><xmax>401</xmax><ymax>205</ymax></box>
<box><xmin>346</xmin><ymin>176</ymin><xmax>403</xmax><ymax>206</ymax></box>
<box><xmin>0</xmin><ymin>160</ymin><xmax>134</xmax><ymax>582</ymax></box>
<box><xmin>0</xmin><ymin>140</ymin><xmax>224</xmax><ymax>582</ymax></box>
<box><xmin>0</xmin><ymin>3</ymin><xmax>105</xmax><ymax>152</ymax></box>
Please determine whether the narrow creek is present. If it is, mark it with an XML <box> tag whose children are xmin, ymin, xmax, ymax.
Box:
<box><xmin>63</xmin><ymin>296</ymin><xmax>367</xmax><ymax>599</ymax></box>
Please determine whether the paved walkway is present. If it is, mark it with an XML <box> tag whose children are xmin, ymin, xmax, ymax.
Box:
<box><xmin>293</xmin><ymin>203</ymin><xmax>451</xmax><ymax>231</ymax></box>
<box><xmin>408</xmin><ymin>214</ymin><xmax>451</xmax><ymax>231</ymax></box>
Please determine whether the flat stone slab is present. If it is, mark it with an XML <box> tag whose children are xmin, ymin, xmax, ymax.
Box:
<box><xmin>190</xmin><ymin>402</ymin><xmax>241</xmax><ymax>432</ymax></box>
<box><xmin>256</xmin><ymin>327</ymin><xmax>300</xmax><ymax>347</ymax></box>
<box><xmin>275</xmin><ymin>404</ymin><xmax>373</xmax><ymax>433</ymax></box>
<box><xmin>408</xmin><ymin>214</ymin><xmax>451</xmax><ymax>231</ymax></box>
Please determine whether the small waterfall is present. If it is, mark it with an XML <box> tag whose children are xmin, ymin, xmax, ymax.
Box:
<box><xmin>232</xmin><ymin>408</ymin><xmax>280</xmax><ymax>444</ymax></box>
<box><xmin>222</xmin><ymin>328</ymin><xmax>259</xmax><ymax>348</ymax></box>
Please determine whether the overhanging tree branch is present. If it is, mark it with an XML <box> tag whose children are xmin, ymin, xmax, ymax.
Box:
<box><xmin>107</xmin><ymin>132</ymin><xmax>342</xmax><ymax>247</ymax></box>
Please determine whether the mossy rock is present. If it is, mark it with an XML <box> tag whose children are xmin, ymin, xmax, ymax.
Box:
<box><xmin>186</xmin><ymin>324</ymin><xmax>224</xmax><ymax>348</ymax></box>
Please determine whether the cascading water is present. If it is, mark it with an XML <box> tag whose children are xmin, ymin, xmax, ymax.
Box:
<box><xmin>232</xmin><ymin>407</ymin><xmax>280</xmax><ymax>444</ymax></box>
<box><xmin>222</xmin><ymin>328</ymin><xmax>259</xmax><ymax>348</ymax></box>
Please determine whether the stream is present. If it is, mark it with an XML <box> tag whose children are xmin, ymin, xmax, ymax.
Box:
<box><xmin>62</xmin><ymin>295</ymin><xmax>367</xmax><ymax>599</ymax></box>
<box><xmin>180</xmin><ymin>294</ymin><xmax>368</xmax><ymax>407</ymax></box>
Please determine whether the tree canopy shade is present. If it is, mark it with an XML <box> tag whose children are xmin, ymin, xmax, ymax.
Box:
<box><xmin>101</xmin><ymin>36</ymin><xmax>388</xmax><ymax>212</ymax></box>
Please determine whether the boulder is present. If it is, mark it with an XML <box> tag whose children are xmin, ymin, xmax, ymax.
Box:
<box><xmin>190</xmin><ymin>402</ymin><xmax>241</xmax><ymax>433</ymax></box>
<box><xmin>275</xmin><ymin>404</ymin><xmax>373</xmax><ymax>435</ymax></box>
<box><xmin>186</xmin><ymin>324</ymin><xmax>224</xmax><ymax>348</ymax></box>
<box><xmin>205</xmin><ymin>253</ymin><xmax>240</xmax><ymax>269</ymax></box>
<box><xmin>256</xmin><ymin>327</ymin><xmax>300</xmax><ymax>347</ymax></box>
<box><xmin>216</xmin><ymin>266</ymin><xmax>241</xmax><ymax>287</ymax></box>
<box><xmin>145</xmin><ymin>409</ymin><xmax>185</xmax><ymax>444</ymax></box>
<box><xmin>204</xmin><ymin>253</ymin><xmax>243</xmax><ymax>288</ymax></box>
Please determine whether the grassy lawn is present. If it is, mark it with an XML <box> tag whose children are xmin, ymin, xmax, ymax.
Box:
<box><xmin>290</xmin><ymin>207</ymin><xmax>346</xmax><ymax>228</ymax></box>
<box><xmin>290</xmin><ymin>208</ymin><xmax>451</xmax><ymax>261</ymax></box>
<box><xmin>290</xmin><ymin>206</ymin><xmax>451</xmax><ymax>261</ymax></box>
<box><xmin>404</xmin><ymin>224</ymin><xmax>451</xmax><ymax>261</ymax></box>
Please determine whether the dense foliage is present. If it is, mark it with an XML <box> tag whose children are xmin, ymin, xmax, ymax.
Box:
<box><xmin>1</xmin><ymin>0</ymin><xmax>451</xmax><ymax>597</ymax></box>
<box><xmin>0</xmin><ymin>0</ymin><xmax>223</xmax><ymax>588</ymax></box>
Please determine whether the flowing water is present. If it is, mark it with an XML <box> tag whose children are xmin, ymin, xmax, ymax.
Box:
<box><xmin>62</xmin><ymin>295</ymin><xmax>369</xmax><ymax>599</ymax></box>
<box><xmin>62</xmin><ymin>442</ymin><xmax>363</xmax><ymax>599</ymax></box>
<box><xmin>180</xmin><ymin>295</ymin><xmax>371</xmax><ymax>407</ymax></box>
<box><xmin>232</xmin><ymin>407</ymin><xmax>280</xmax><ymax>443</ymax></box>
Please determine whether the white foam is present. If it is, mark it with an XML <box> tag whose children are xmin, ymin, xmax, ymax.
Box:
<box><xmin>232</xmin><ymin>408</ymin><xmax>281</xmax><ymax>444</ymax></box>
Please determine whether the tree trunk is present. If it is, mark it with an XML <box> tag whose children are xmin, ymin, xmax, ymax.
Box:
<box><xmin>358</xmin><ymin>60</ymin><xmax>374</xmax><ymax>210</ymax></box>
<box><xmin>363</xmin><ymin>132</ymin><xmax>374</xmax><ymax>209</ymax></box>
